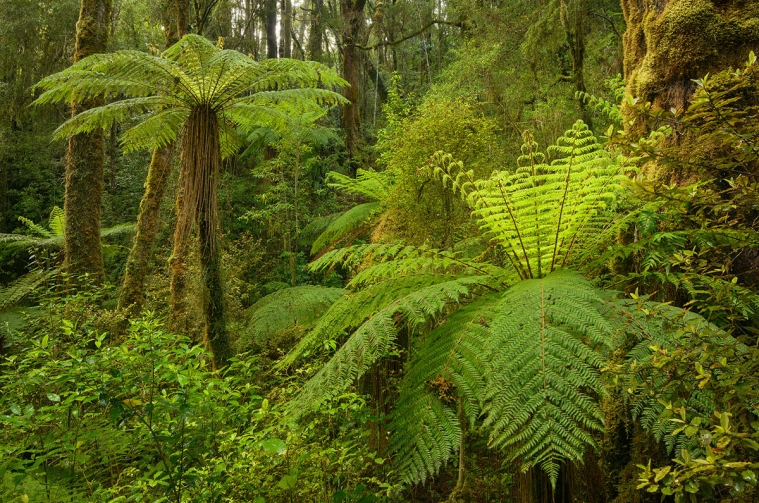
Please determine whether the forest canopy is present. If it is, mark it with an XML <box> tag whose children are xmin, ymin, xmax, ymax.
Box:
<box><xmin>2</xmin><ymin>0</ymin><xmax>759</xmax><ymax>502</ymax></box>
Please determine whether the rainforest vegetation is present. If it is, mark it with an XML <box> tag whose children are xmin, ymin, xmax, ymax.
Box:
<box><xmin>2</xmin><ymin>0</ymin><xmax>759</xmax><ymax>501</ymax></box>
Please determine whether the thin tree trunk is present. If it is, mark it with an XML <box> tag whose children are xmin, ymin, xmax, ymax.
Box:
<box><xmin>340</xmin><ymin>0</ymin><xmax>366</xmax><ymax>175</ymax></box>
<box><xmin>282</xmin><ymin>0</ymin><xmax>292</xmax><ymax>58</ymax></box>
<box><xmin>119</xmin><ymin>0</ymin><xmax>180</xmax><ymax>314</ymax></box>
<box><xmin>307</xmin><ymin>0</ymin><xmax>323</xmax><ymax>61</ymax></box>
<box><xmin>175</xmin><ymin>0</ymin><xmax>190</xmax><ymax>38</ymax></box>
<box><xmin>64</xmin><ymin>0</ymin><xmax>112</xmax><ymax>284</ymax></box>
<box><xmin>119</xmin><ymin>145</ymin><xmax>174</xmax><ymax>314</ymax></box>
<box><xmin>265</xmin><ymin>0</ymin><xmax>278</xmax><ymax>58</ymax></box>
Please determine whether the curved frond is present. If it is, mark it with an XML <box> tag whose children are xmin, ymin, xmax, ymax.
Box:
<box><xmin>240</xmin><ymin>286</ymin><xmax>346</xmax><ymax>349</ymax></box>
<box><xmin>310</xmin><ymin>202</ymin><xmax>381</xmax><ymax>255</ymax></box>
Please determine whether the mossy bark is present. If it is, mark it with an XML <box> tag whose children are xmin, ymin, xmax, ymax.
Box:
<box><xmin>118</xmin><ymin>1</ymin><xmax>180</xmax><ymax>315</ymax></box>
<box><xmin>118</xmin><ymin>145</ymin><xmax>174</xmax><ymax>314</ymax></box>
<box><xmin>341</xmin><ymin>0</ymin><xmax>366</xmax><ymax>175</ymax></box>
<box><xmin>64</xmin><ymin>0</ymin><xmax>112</xmax><ymax>284</ymax></box>
<box><xmin>622</xmin><ymin>0</ymin><xmax>759</xmax><ymax>114</ymax></box>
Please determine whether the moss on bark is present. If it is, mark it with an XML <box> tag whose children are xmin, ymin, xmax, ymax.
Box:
<box><xmin>64</xmin><ymin>0</ymin><xmax>112</xmax><ymax>284</ymax></box>
<box><xmin>118</xmin><ymin>146</ymin><xmax>174</xmax><ymax>315</ymax></box>
<box><xmin>622</xmin><ymin>0</ymin><xmax>759</xmax><ymax>112</ymax></box>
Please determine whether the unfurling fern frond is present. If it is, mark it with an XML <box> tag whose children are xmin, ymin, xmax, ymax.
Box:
<box><xmin>482</xmin><ymin>270</ymin><xmax>612</xmax><ymax>486</ymax></box>
<box><xmin>389</xmin><ymin>294</ymin><xmax>499</xmax><ymax>485</ymax></box>
<box><xmin>239</xmin><ymin>286</ymin><xmax>345</xmax><ymax>350</ymax></box>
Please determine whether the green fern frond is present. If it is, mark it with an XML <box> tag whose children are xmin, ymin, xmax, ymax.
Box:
<box><xmin>240</xmin><ymin>286</ymin><xmax>345</xmax><ymax>349</ymax></box>
<box><xmin>286</xmin><ymin>275</ymin><xmax>491</xmax><ymax>413</ymax></box>
<box><xmin>0</xmin><ymin>268</ymin><xmax>58</xmax><ymax>309</ymax></box>
<box><xmin>310</xmin><ymin>202</ymin><xmax>381</xmax><ymax>256</ymax></box>
<box><xmin>482</xmin><ymin>270</ymin><xmax>612</xmax><ymax>486</ymax></box>
<box><xmin>389</xmin><ymin>294</ymin><xmax>500</xmax><ymax>485</ymax></box>
<box><xmin>430</xmin><ymin>121</ymin><xmax>624</xmax><ymax>280</ymax></box>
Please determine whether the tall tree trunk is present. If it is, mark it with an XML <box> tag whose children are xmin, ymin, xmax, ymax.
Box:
<box><xmin>340</xmin><ymin>0</ymin><xmax>366</xmax><ymax>175</ymax></box>
<box><xmin>174</xmin><ymin>105</ymin><xmax>231</xmax><ymax>369</ymax></box>
<box><xmin>64</xmin><ymin>0</ymin><xmax>112</xmax><ymax>284</ymax></box>
<box><xmin>266</xmin><ymin>0</ymin><xmax>278</xmax><ymax>58</ymax></box>
<box><xmin>622</xmin><ymin>0</ymin><xmax>759</xmax><ymax>117</ymax></box>
<box><xmin>119</xmin><ymin>0</ymin><xmax>181</xmax><ymax>315</ymax></box>
<box><xmin>307</xmin><ymin>0</ymin><xmax>323</xmax><ymax>61</ymax></box>
<box><xmin>175</xmin><ymin>0</ymin><xmax>190</xmax><ymax>38</ymax></box>
<box><xmin>282</xmin><ymin>0</ymin><xmax>292</xmax><ymax>58</ymax></box>
<box><xmin>561</xmin><ymin>0</ymin><xmax>592</xmax><ymax>128</ymax></box>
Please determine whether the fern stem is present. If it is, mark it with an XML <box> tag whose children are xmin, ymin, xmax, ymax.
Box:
<box><xmin>551</xmin><ymin>151</ymin><xmax>574</xmax><ymax>273</ymax></box>
<box><xmin>496</xmin><ymin>178</ymin><xmax>532</xmax><ymax>279</ymax></box>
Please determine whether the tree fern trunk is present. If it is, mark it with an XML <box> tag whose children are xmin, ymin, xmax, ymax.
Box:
<box><xmin>64</xmin><ymin>0</ymin><xmax>112</xmax><ymax>284</ymax></box>
<box><xmin>171</xmin><ymin>105</ymin><xmax>231</xmax><ymax>368</ymax></box>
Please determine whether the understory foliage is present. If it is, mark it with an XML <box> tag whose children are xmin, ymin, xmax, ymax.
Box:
<box><xmin>282</xmin><ymin>121</ymin><xmax>632</xmax><ymax>487</ymax></box>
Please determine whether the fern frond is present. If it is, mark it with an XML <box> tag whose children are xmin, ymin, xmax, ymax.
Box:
<box><xmin>310</xmin><ymin>202</ymin><xmax>381</xmax><ymax>256</ymax></box>
<box><xmin>0</xmin><ymin>268</ymin><xmax>58</xmax><ymax>309</ymax></box>
<box><xmin>389</xmin><ymin>294</ymin><xmax>500</xmax><ymax>485</ymax></box>
<box><xmin>240</xmin><ymin>286</ymin><xmax>345</xmax><ymax>349</ymax></box>
<box><xmin>286</xmin><ymin>275</ymin><xmax>491</xmax><ymax>413</ymax></box>
<box><xmin>482</xmin><ymin>270</ymin><xmax>612</xmax><ymax>486</ymax></box>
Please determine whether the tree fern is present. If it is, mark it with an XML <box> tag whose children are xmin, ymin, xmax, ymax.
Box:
<box><xmin>286</xmin><ymin>123</ymin><xmax>628</xmax><ymax>488</ymax></box>
<box><xmin>34</xmin><ymin>33</ymin><xmax>347</xmax><ymax>368</ymax></box>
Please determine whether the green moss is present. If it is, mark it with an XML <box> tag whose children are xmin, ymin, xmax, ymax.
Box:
<box><xmin>624</xmin><ymin>0</ymin><xmax>759</xmax><ymax>111</ymax></box>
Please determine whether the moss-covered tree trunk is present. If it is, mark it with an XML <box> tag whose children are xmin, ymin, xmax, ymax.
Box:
<box><xmin>119</xmin><ymin>0</ymin><xmax>181</xmax><ymax>315</ymax></box>
<box><xmin>171</xmin><ymin>105</ymin><xmax>231</xmax><ymax>369</ymax></box>
<box><xmin>64</xmin><ymin>0</ymin><xmax>112</xmax><ymax>284</ymax></box>
<box><xmin>622</xmin><ymin>0</ymin><xmax>759</xmax><ymax>115</ymax></box>
<box><xmin>341</xmin><ymin>0</ymin><xmax>366</xmax><ymax>175</ymax></box>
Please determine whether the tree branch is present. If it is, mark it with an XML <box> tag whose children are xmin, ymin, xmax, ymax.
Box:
<box><xmin>355</xmin><ymin>19</ymin><xmax>462</xmax><ymax>50</ymax></box>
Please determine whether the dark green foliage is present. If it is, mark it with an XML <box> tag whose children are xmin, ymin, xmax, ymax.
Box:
<box><xmin>240</xmin><ymin>285</ymin><xmax>345</xmax><ymax>350</ymax></box>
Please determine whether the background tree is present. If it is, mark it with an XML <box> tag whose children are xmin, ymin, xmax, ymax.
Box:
<box><xmin>63</xmin><ymin>0</ymin><xmax>113</xmax><ymax>284</ymax></box>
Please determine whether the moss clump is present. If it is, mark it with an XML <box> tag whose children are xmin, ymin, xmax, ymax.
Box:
<box><xmin>623</xmin><ymin>0</ymin><xmax>759</xmax><ymax>111</ymax></box>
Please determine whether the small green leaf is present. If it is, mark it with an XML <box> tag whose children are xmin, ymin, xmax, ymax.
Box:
<box><xmin>260</xmin><ymin>438</ymin><xmax>286</xmax><ymax>454</ymax></box>
<box><xmin>47</xmin><ymin>393</ymin><xmax>61</xmax><ymax>403</ymax></box>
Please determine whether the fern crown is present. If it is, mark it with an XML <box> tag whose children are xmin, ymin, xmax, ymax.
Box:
<box><xmin>34</xmin><ymin>34</ymin><xmax>348</xmax><ymax>158</ymax></box>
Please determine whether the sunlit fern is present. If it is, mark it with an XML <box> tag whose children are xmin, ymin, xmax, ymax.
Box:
<box><xmin>282</xmin><ymin>121</ymin><xmax>628</xmax><ymax>487</ymax></box>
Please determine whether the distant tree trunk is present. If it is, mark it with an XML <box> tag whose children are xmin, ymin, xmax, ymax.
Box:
<box><xmin>119</xmin><ymin>0</ymin><xmax>182</xmax><ymax>315</ymax></box>
<box><xmin>175</xmin><ymin>0</ymin><xmax>190</xmax><ymax>37</ymax></box>
<box><xmin>622</xmin><ymin>0</ymin><xmax>759</xmax><ymax>116</ymax></box>
<box><xmin>561</xmin><ymin>0</ymin><xmax>592</xmax><ymax>128</ymax></box>
<box><xmin>340</xmin><ymin>0</ymin><xmax>366</xmax><ymax>175</ymax></box>
<box><xmin>64</xmin><ymin>0</ymin><xmax>112</xmax><ymax>284</ymax></box>
<box><xmin>282</xmin><ymin>0</ymin><xmax>292</xmax><ymax>58</ymax></box>
<box><xmin>307</xmin><ymin>0</ymin><xmax>323</xmax><ymax>61</ymax></box>
<box><xmin>266</xmin><ymin>0</ymin><xmax>278</xmax><ymax>58</ymax></box>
